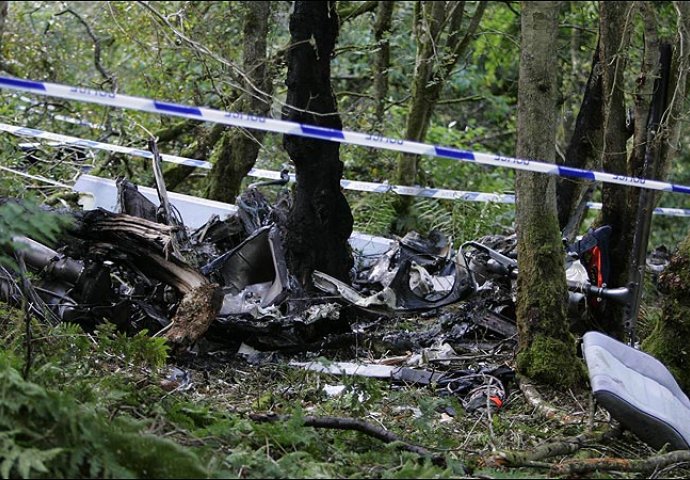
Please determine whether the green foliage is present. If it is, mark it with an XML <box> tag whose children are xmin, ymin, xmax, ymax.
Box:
<box><xmin>0</xmin><ymin>201</ymin><xmax>72</xmax><ymax>265</ymax></box>
<box><xmin>93</xmin><ymin>323</ymin><xmax>169</xmax><ymax>369</ymax></box>
<box><xmin>0</xmin><ymin>353</ymin><xmax>210</xmax><ymax>479</ymax></box>
<box><xmin>0</xmin><ymin>202</ymin><xmax>64</xmax><ymax>246</ymax></box>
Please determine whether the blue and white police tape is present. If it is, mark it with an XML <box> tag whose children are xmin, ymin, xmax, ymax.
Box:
<box><xmin>2</xmin><ymin>121</ymin><xmax>690</xmax><ymax>217</ymax></box>
<box><xmin>2</xmin><ymin>75</ymin><xmax>690</xmax><ymax>196</ymax></box>
<box><xmin>0</xmin><ymin>122</ymin><xmax>515</xmax><ymax>203</ymax></box>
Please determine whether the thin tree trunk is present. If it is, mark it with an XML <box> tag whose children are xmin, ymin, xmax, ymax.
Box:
<box><xmin>556</xmin><ymin>46</ymin><xmax>604</xmax><ymax>239</ymax></box>
<box><xmin>282</xmin><ymin>1</ymin><xmax>354</xmax><ymax>286</ymax></box>
<box><xmin>207</xmin><ymin>2</ymin><xmax>273</xmax><ymax>202</ymax></box>
<box><xmin>0</xmin><ymin>1</ymin><xmax>7</xmax><ymax>53</ymax></box>
<box><xmin>515</xmin><ymin>1</ymin><xmax>582</xmax><ymax>388</ymax></box>
<box><xmin>373</xmin><ymin>1</ymin><xmax>394</xmax><ymax>128</ymax></box>
<box><xmin>393</xmin><ymin>1</ymin><xmax>487</xmax><ymax>228</ymax></box>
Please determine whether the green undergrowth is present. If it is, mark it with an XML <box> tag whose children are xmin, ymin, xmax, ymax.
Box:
<box><xmin>0</xmin><ymin>306</ymin><xmax>683</xmax><ymax>479</ymax></box>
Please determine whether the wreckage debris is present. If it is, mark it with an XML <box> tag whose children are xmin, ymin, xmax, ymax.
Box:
<box><xmin>291</xmin><ymin>358</ymin><xmax>515</xmax><ymax>414</ymax></box>
<box><xmin>1</xmin><ymin>170</ymin><xmax>668</xmax><ymax>358</ymax></box>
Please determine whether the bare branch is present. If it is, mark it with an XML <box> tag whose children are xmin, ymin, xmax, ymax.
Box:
<box><xmin>249</xmin><ymin>413</ymin><xmax>446</xmax><ymax>465</ymax></box>
<box><xmin>55</xmin><ymin>7</ymin><xmax>118</xmax><ymax>91</ymax></box>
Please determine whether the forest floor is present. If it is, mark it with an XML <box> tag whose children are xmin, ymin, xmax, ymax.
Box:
<box><xmin>159</xmin><ymin>312</ymin><xmax>685</xmax><ymax>479</ymax></box>
<box><xmin>1</xmin><ymin>286</ymin><xmax>688</xmax><ymax>478</ymax></box>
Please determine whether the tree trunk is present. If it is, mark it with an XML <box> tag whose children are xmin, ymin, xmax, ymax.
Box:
<box><xmin>282</xmin><ymin>1</ymin><xmax>354</xmax><ymax>286</ymax></box>
<box><xmin>591</xmin><ymin>1</ymin><xmax>635</xmax><ymax>339</ymax></box>
<box><xmin>643</xmin><ymin>234</ymin><xmax>690</xmax><ymax>393</ymax></box>
<box><xmin>639</xmin><ymin>1</ymin><xmax>690</xmax><ymax>391</ymax></box>
<box><xmin>207</xmin><ymin>1</ymin><xmax>273</xmax><ymax>202</ymax></box>
<box><xmin>373</xmin><ymin>1</ymin><xmax>394</xmax><ymax>128</ymax></box>
<box><xmin>515</xmin><ymin>1</ymin><xmax>582</xmax><ymax>388</ymax></box>
<box><xmin>392</xmin><ymin>1</ymin><xmax>487</xmax><ymax>230</ymax></box>
<box><xmin>162</xmin><ymin>123</ymin><xmax>226</xmax><ymax>190</ymax></box>
<box><xmin>0</xmin><ymin>1</ymin><xmax>7</xmax><ymax>53</ymax></box>
<box><xmin>556</xmin><ymin>46</ymin><xmax>604</xmax><ymax>239</ymax></box>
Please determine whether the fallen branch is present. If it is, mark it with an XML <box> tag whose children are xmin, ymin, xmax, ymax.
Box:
<box><xmin>70</xmin><ymin>209</ymin><xmax>221</xmax><ymax>347</ymax></box>
<box><xmin>551</xmin><ymin>449</ymin><xmax>690</xmax><ymax>476</ymax></box>
<box><xmin>249</xmin><ymin>413</ymin><xmax>447</xmax><ymax>466</ymax></box>
<box><xmin>483</xmin><ymin>425</ymin><xmax>621</xmax><ymax>468</ymax></box>
<box><xmin>518</xmin><ymin>375</ymin><xmax>584</xmax><ymax>424</ymax></box>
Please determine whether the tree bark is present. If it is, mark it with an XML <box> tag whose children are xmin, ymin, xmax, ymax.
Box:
<box><xmin>0</xmin><ymin>1</ymin><xmax>7</xmax><ymax>53</ymax></box>
<box><xmin>282</xmin><ymin>1</ymin><xmax>354</xmax><ymax>286</ymax></box>
<box><xmin>640</xmin><ymin>1</ymin><xmax>690</xmax><ymax>392</ymax></box>
<box><xmin>556</xmin><ymin>46</ymin><xmax>604</xmax><ymax>239</ymax></box>
<box><xmin>593</xmin><ymin>2</ymin><xmax>635</xmax><ymax>338</ymax></box>
<box><xmin>515</xmin><ymin>1</ymin><xmax>582</xmax><ymax>388</ymax></box>
<box><xmin>392</xmin><ymin>1</ymin><xmax>487</xmax><ymax>229</ymax></box>
<box><xmin>373</xmin><ymin>1</ymin><xmax>394</xmax><ymax>128</ymax></box>
<box><xmin>207</xmin><ymin>1</ymin><xmax>273</xmax><ymax>202</ymax></box>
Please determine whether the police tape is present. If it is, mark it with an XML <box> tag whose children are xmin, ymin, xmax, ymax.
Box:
<box><xmin>2</xmin><ymin>121</ymin><xmax>690</xmax><ymax>217</ymax></box>
<box><xmin>2</xmin><ymin>75</ymin><xmax>690</xmax><ymax>196</ymax></box>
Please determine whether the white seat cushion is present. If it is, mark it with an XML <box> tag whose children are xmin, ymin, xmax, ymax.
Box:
<box><xmin>582</xmin><ymin>331</ymin><xmax>690</xmax><ymax>450</ymax></box>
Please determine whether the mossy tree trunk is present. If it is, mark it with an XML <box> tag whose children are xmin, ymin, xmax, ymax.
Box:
<box><xmin>282</xmin><ymin>1</ymin><xmax>354</xmax><ymax>287</ymax></box>
<box><xmin>392</xmin><ymin>1</ymin><xmax>487</xmax><ymax>231</ymax></box>
<box><xmin>515</xmin><ymin>1</ymin><xmax>583</xmax><ymax>389</ymax></box>
<box><xmin>207</xmin><ymin>1</ymin><xmax>273</xmax><ymax>202</ymax></box>
<box><xmin>643</xmin><ymin>235</ymin><xmax>690</xmax><ymax>393</ymax></box>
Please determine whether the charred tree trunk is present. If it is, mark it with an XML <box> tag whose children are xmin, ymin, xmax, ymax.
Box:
<box><xmin>282</xmin><ymin>1</ymin><xmax>354</xmax><ymax>286</ymax></box>
<box><xmin>515</xmin><ymin>1</ymin><xmax>583</xmax><ymax>388</ymax></box>
<box><xmin>207</xmin><ymin>1</ymin><xmax>273</xmax><ymax>202</ymax></box>
<box><xmin>556</xmin><ymin>46</ymin><xmax>604</xmax><ymax>239</ymax></box>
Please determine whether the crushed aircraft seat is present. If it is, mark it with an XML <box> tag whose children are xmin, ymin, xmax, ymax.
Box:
<box><xmin>582</xmin><ymin>331</ymin><xmax>690</xmax><ymax>450</ymax></box>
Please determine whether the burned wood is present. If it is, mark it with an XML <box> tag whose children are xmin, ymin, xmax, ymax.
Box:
<box><xmin>164</xmin><ymin>282</ymin><xmax>222</xmax><ymax>348</ymax></box>
<box><xmin>68</xmin><ymin>209</ymin><xmax>221</xmax><ymax>346</ymax></box>
<box><xmin>474</xmin><ymin>311</ymin><xmax>517</xmax><ymax>337</ymax></box>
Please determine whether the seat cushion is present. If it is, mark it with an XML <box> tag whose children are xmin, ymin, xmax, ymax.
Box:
<box><xmin>582</xmin><ymin>331</ymin><xmax>690</xmax><ymax>450</ymax></box>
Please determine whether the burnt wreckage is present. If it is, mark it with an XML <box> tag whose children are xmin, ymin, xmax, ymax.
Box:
<box><xmin>0</xmin><ymin>173</ymin><xmax>639</xmax><ymax>354</ymax></box>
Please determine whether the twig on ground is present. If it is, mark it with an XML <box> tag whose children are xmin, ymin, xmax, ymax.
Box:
<box><xmin>550</xmin><ymin>449</ymin><xmax>690</xmax><ymax>476</ymax></box>
<box><xmin>518</xmin><ymin>375</ymin><xmax>584</xmax><ymax>425</ymax></box>
<box><xmin>248</xmin><ymin>413</ymin><xmax>448</xmax><ymax>466</ymax></box>
<box><xmin>483</xmin><ymin>424</ymin><xmax>621</xmax><ymax>468</ymax></box>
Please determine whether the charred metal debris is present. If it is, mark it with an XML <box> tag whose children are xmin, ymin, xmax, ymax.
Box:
<box><xmin>0</xmin><ymin>176</ymin><xmax>528</xmax><ymax>354</ymax></box>
<box><xmin>1</xmin><ymin>169</ymin><xmax>669</xmax><ymax>414</ymax></box>
<box><xmin>3</xmin><ymin>172</ymin><xmax>659</xmax><ymax>354</ymax></box>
